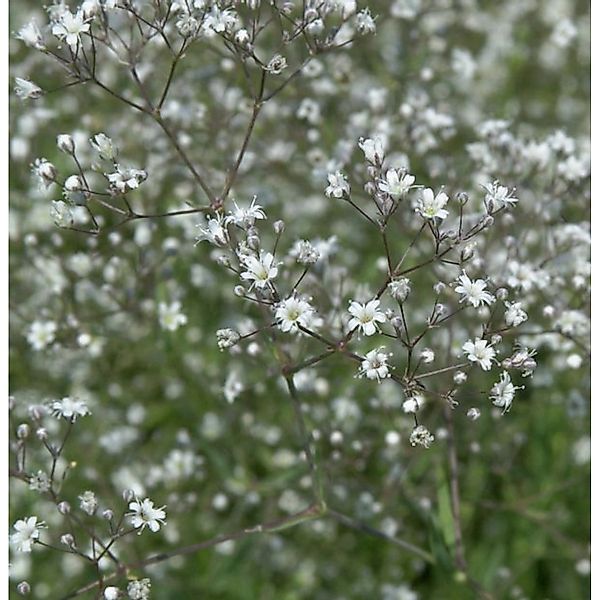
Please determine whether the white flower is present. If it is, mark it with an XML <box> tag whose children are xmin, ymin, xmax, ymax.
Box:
<box><xmin>15</xmin><ymin>21</ymin><xmax>45</xmax><ymax>49</ymax></box>
<box><xmin>11</xmin><ymin>517</ymin><xmax>45</xmax><ymax>552</ymax></box>
<box><xmin>504</xmin><ymin>301</ymin><xmax>528</xmax><ymax>327</ymax></box>
<box><xmin>127</xmin><ymin>579</ymin><xmax>152</xmax><ymax>600</ymax></box>
<box><xmin>325</xmin><ymin>171</ymin><xmax>350</xmax><ymax>199</ymax></box>
<box><xmin>275</xmin><ymin>295</ymin><xmax>316</xmax><ymax>333</ymax></box>
<box><xmin>348</xmin><ymin>298</ymin><xmax>386</xmax><ymax>336</ymax></box>
<box><xmin>420</xmin><ymin>348</ymin><xmax>435</xmax><ymax>363</ymax></box>
<box><xmin>50</xmin><ymin>396</ymin><xmax>91</xmax><ymax>421</ymax></box>
<box><xmin>51</xmin><ymin>10</ymin><xmax>90</xmax><ymax>49</ymax></box>
<box><xmin>483</xmin><ymin>181</ymin><xmax>519</xmax><ymax>211</ymax></box>
<box><xmin>402</xmin><ymin>396</ymin><xmax>423</xmax><ymax>413</ymax></box>
<box><xmin>226</xmin><ymin>196</ymin><xmax>266</xmax><ymax>228</ymax></box>
<box><xmin>466</xmin><ymin>407</ymin><xmax>481</xmax><ymax>420</ymax></box>
<box><xmin>455</xmin><ymin>272</ymin><xmax>495</xmax><ymax>307</ymax></box>
<box><xmin>355</xmin><ymin>8</ymin><xmax>376</xmax><ymax>35</ymax></box>
<box><xmin>103</xmin><ymin>587</ymin><xmax>120</xmax><ymax>600</ymax></box>
<box><xmin>27</xmin><ymin>320</ymin><xmax>57</xmax><ymax>350</ymax></box>
<box><xmin>216</xmin><ymin>328</ymin><xmax>240</xmax><ymax>350</ymax></box>
<box><xmin>266</xmin><ymin>54</ymin><xmax>287</xmax><ymax>74</ymax></box>
<box><xmin>51</xmin><ymin>200</ymin><xmax>74</xmax><ymax>227</ymax></box>
<box><xmin>294</xmin><ymin>240</ymin><xmax>320</xmax><ymax>265</ymax></box>
<box><xmin>106</xmin><ymin>165</ymin><xmax>147</xmax><ymax>193</ymax></box>
<box><xmin>490</xmin><ymin>371</ymin><xmax>518</xmax><ymax>414</ymax></box>
<box><xmin>128</xmin><ymin>497</ymin><xmax>167</xmax><ymax>533</ymax></box>
<box><xmin>79</xmin><ymin>490</ymin><xmax>98</xmax><ymax>515</ymax></box>
<box><xmin>463</xmin><ymin>338</ymin><xmax>496</xmax><ymax>371</ymax></box>
<box><xmin>14</xmin><ymin>77</ymin><xmax>42</xmax><ymax>100</ymax></box>
<box><xmin>358</xmin><ymin>137</ymin><xmax>384</xmax><ymax>164</ymax></box>
<box><xmin>357</xmin><ymin>348</ymin><xmax>392</xmax><ymax>382</ymax></box>
<box><xmin>203</xmin><ymin>5</ymin><xmax>238</xmax><ymax>35</ymax></box>
<box><xmin>90</xmin><ymin>133</ymin><xmax>117</xmax><ymax>161</ymax></box>
<box><xmin>378</xmin><ymin>169</ymin><xmax>415</xmax><ymax>199</ymax></box>
<box><xmin>240</xmin><ymin>251</ymin><xmax>278</xmax><ymax>289</ymax></box>
<box><xmin>409</xmin><ymin>425</ymin><xmax>434</xmax><ymax>448</ymax></box>
<box><xmin>195</xmin><ymin>213</ymin><xmax>229</xmax><ymax>247</ymax></box>
<box><xmin>416</xmin><ymin>188</ymin><xmax>449</xmax><ymax>220</ymax></box>
<box><xmin>158</xmin><ymin>301</ymin><xmax>187</xmax><ymax>331</ymax></box>
<box><xmin>388</xmin><ymin>277</ymin><xmax>411</xmax><ymax>302</ymax></box>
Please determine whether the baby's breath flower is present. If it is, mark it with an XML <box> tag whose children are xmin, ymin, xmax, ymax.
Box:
<box><xmin>226</xmin><ymin>197</ymin><xmax>266</xmax><ymax>228</ymax></box>
<box><xmin>378</xmin><ymin>169</ymin><xmax>415</xmax><ymax>199</ymax></box>
<box><xmin>357</xmin><ymin>348</ymin><xmax>392</xmax><ymax>382</ymax></box>
<box><xmin>410</xmin><ymin>425</ymin><xmax>434</xmax><ymax>448</ymax></box>
<box><xmin>454</xmin><ymin>271</ymin><xmax>495</xmax><ymax>308</ymax></box>
<box><xmin>504</xmin><ymin>301</ymin><xmax>528</xmax><ymax>327</ymax></box>
<box><xmin>90</xmin><ymin>133</ymin><xmax>117</xmax><ymax>161</ymax></box>
<box><xmin>388</xmin><ymin>277</ymin><xmax>411</xmax><ymax>302</ymax></box>
<box><xmin>295</xmin><ymin>240</ymin><xmax>320</xmax><ymax>265</ymax></box>
<box><xmin>127</xmin><ymin>578</ymin><xmax>152</xmax><ymax>600</ymax></box>
<box><xmin>128</xmin><ymin>498</ymin><xmax>167</xmax><ymax>534</ymax></box>
<box><xmin>348</xmin><ymin>298</ymin><xmax>386</xmax><ymax>336</ymax></box>
<box><xmin>490</xmin><ymin>371</ymin><xmax>519</xmax><ymax>414</ymax></box>
<box><xmin>11</xmin><ymin>516</ymin><xmax>45</xmax><ymax>553</ymax></box>
<box><xmin>416</xmin><ymin>188</ymin><xmax>449</xmax><ymax>220</ymax></box>
<box><xmin>79</xmin><ymin>491</ymin><xmax>98</xmax><ymax>515</ymax></box>
<box><xmin>355</xmin><ymin>8</ymin><xmax>376</xmax><ymax>35</ymax></box>
<box><xmin>266</xmin><ymin>54</ymin><xmax>287</xmax><ymax>74</ymax></box>
<box><xmin>240</xmin><ymin>251</ymin><xmax>278</xmax><ymax>289</ymax></box>
<box><xmin>158</xmin><ymin>301</ymin><xmax>187</xmax><ymax>331</ymax></box>
<box><xmin>50</xmin><ymin>397</ymin><xmax>91</xmax><ymax>421</ymax></box>
<box><xmin>275</xmin><ymin>295</ymin><xmax>316</xmax><ymax>333</ymax></box>
<box><xmin>483</xmin><ymin>181</ymin><xmax>519</xmax><ymax>211</ymax></box>
<box><xmin>216</xmin><ymin>328</ymin><xmax>240</xmax><ymax>350</ymax></box>
<box><xmin>15</xmin><ymin>21</ymin><xmax>46</xmax><ymax>49</ymax></box>
<box><xmin>325</xmin><ymin>171</ymin><xmax>350</xmax><ymax>199</ymax></box>
<box><xmin>27</xmin><ymin>320</ymin><xmax>57</xmax><ymax>350</ymax></box>
<box><xmin>14</xmin><ymin>77</ymin><xmax>43</xmax><ymax>100</ymax></box>
<box><xmin>463</xmin><ymin>338</ymin><xmax>496</xmax><ymax>371</ymax></box>
<box><xmin>51</xmin><ymin>9</ymin><xmax>90</xmax><ymax>49</ymax></box>
<box><xmin>358</xmin><ymin>137</ymin><xmax>384</xmax><ymax>164</ymax></box>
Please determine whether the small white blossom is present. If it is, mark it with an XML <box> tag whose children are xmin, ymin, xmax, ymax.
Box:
<box><xmin>463</xmin><ymin>338</ymin><xmax>496</xmax><ymax>371</ymax></box>
<box><xmin>504</xmin><ymin>301</ymin><xmax>528</xmax><ymax>327</ymax></box>
<box><xmin>90</xmin><ymin>133</ymin><xmax>117</xmax><ymax>161</ymax></box>
<box><xmin>466</xmin><ymin>407</ymin><xmax>481</xmax><ymax>420</ymax></box>
<box><xmin>378</xmin><ymin>169</ymin><xmax>415</xmax><ymax>199</ymax></box>
<box><xmin>15</xmin><ymin>21</ymin><xmax>46</xmax><ymax>49</ymax></box>
<box><xmin>128</xmin><ymin>498</ymin><xmax>167</xmax><ymax>533</ymax></box>
<box><xmin>416</xmin><ymin>188</ymin><xmax>449</xmax><ymax>220</ymax></box>
<box><xmin>27</xmin><ymin>320</ymin><xmax>57</xmax><ymax>350</ymax></box>
<box><xmin>355</xmin><ymin>8</ymin><xmax>376</xmax><ymax>35</ymax></box>
<box><xmin>240</xmin><ymin>251</ymin><xmax>278</xmax><ymax>289</ymax></box>
<box><xmin>325</xmin><ymin>171</ymin><xmax>350</xmax><ymax>198</ymax></box>
<box><xmin>51</xmin><ymin>200</ymin><xmax>74</xmax><ymax>227</ymax></box>
<box><xmin>295</xmin><ymin>240</ymin><xmax>320</xmax><ymax>265</ymax></box>
<box><xmin>28</xmin><ymin>471</ymin><xmax>51</xmax><ymax>493</ymax></box>
<box><xmin>275</xmin><ymin>295</ymin><xmax>316</xmax><ymax>333</ymax></box>
<box><xmin>226</xmin><ymin>197</ymin><xmax>266</xmax><ymax>228</ymax></box>
<box><xmin>14</xmin><ymin>77</ymin><xmax>43</xmax><ymax>100</ymax></box>
<box><xmin>266</xmin><ymin>54</ymin><xmax>287</xmax><ymax>74</ymax></box>
<box><xmin>358</xmin><ymin>137</ymin><xmax>385</xmax><ymax>164</ymax></box>
<box><xmin>104</xmin><ymin>587</ymin><xmax>120</xmax><ymax>600</ymax></box>
<box><xmin>410</xmin><ymin>425</ymin><xmax>434</xmax><ymax>448</ymax></box>
<box><xmin>50</xmin><ymin>396</ymin><xmax>90</xmax><ymax>421</ymax></box>
<box><xmin>11</xmin><ymin>517</ymin><xmax>45</xmax><ymax>553</ymax></box>
<box><xmin>79</xmin><ymin>490</ymin><xmax>98</xmax><ymax>515</ymax></box>
<box><xmin>483</xmin><ymin>181</ymin><xmax>519</xmax><ymax>211</ymax></box>
<box><xmin>388</xmin><ymin>277</ymin><xmax>411</xmax><ymax>302</ymax></box>
<box><xmin>357</xmin><ymin>348</ymin><xmax>392</xmax><ymax>382</ymax></box>
<box><xmin>195</xmin><ymin>213</ymin><xmax>229</xmax><ymax>247</ymax></box>
<box><xmin>51</xmin><ymin>10</ymin><xmax>90</xmax><ymax>49</ymax></box>
<box><xmin>158</xmin><ymin>301</ymin><xmax>188</xmax><ymax>331</ymax></box>
<box><xmin>402</xmin><ymin>396</ymin><xmax>423</xmax><ymax>413</ymax></box>
<box><xmin>455</xmin><ymin>272</ymin><xmax>495</xmax><ymax>308</ymax></box>
<box><xmin>106</xmin><ymin>165</ymin><xmax>147</xmax><ymax>193</ymax></box>
<box><xmin>348</xmin><ymin>298</ymin><xmax>386</xmax><ymax>336</ymax></box>
<box><xmin>490</xmin><ymin>371</ymin><xmax>518</xmax><ymax>414</ymax></box>
<box><xmin>216</xmin><ymin>328</ymin><xmax>240</xmax><ymax>350</ymax></box>
<box><xmin>127</xmin><ymin>578</ymin><xmax>152</xmax><ymax>600</ymax></box>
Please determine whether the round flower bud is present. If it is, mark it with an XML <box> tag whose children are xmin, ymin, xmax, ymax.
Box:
<box><xmin>122</xmin><ymin>489</ymin><xmax>135</xmax><ymax>503</ymax></box>
<box><xmin>60</xmin><ymin>533</ymin><xmax>75</xmax><ymax>547</ymax></box>
<box><xmin>64</xmin><ymin>175</ymin><xmax>83</xmax><ymax>192</ymax></box>
<box><xmin>456</xmin><ymin>192</ymin><xmax>469</xmax><ymax>205</ymax></box>
<box><xmin>17</xmin><ymin>582</ymin><xmax>31</xmax><ymax>596</ymax></box>
<box><xmin>102</xmin><ymin>509</ymin><xmax>114</xmax><ymax>520</ymax></box>
<box><xmin>466</xmin><ymin>407</ymin><xmax>481</xmax><ymax>420</ymax></box>
<box><xmin>17</xmin><ymin>423</ymin><xmax>30</xmax><ymax>439</ymax></box>
<box><xmin>491</xmin><ymin>334</ymin><xmax>502</xmax><ymax>345</ymax></box>
<box><xmin>453</xmin><ymin>370</ymin><xmax>467</xmax><ymax>384</ymax></box>
<box><xmin>57</xmin><ymin>501</ymin><xmax>71</xmax><ymax>515</ymax></box>
<box><xmin>216</xmin><ymin>255</ymin><xmax>231</xmax><ymax>267</ymax></box>
<box><xmin>103</xmin><ymin>587</ymin><xmax>120</xmax><ymax>600</ymax></box>
<box><xmin>495</xmin><ymin>287</ymin><xmax>508</xmax><ymax>300</ymax></box>
<box><xmin>57</xmin><ymin>134</ymin><xmax>75</xmax><ymax>154</ymax></box>
<box><xmin>273</xmin><ymin>220</ymin><xmax>285</xmax><ymax>234</ymax></box>
<box><xmin>483</xmin><ymin>216</ymin><xmax>494</xmax><ymax>227</ymax></box>
<box><xmin>433</xmin><ymin>281</ymin><xmax>446</xmax><ymax>295</ymax></box>
<box><xmin>234</xmin><ymin>285</ymin><xmax>246</xmax><ymax>297</ymax></box>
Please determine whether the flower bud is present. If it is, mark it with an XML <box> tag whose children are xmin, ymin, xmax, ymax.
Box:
<box><xmin>496</xmin><ymin>287</ymin><xmax>508</xmax><ymax>300</ymax></box>
<box><xmin>57</xmin><ymin>134</ymin><xmax>75</xmax><ymax>154</ymax></box>
<box><xmin>234</xmin><ymin>285</ymin><xmax>246</xmax><ymax>297</ymax></box>
<box><xmin>102</xmin><ymin>509</ymin><xmax>114</xmax><ymax>521</ymax></box>
<box><xmin>456</xmin><ymin>192</ymin><xmax>469</xmax><ymax>205</ymax></box>
<box><xmin>122</xmin><ymin>489</ymin><xmax>135</xmax><ymax>503</ymax></box>
<box><xmin>17</xmin><ymin>424</ymin><xmax>29</xmax><ymax>439</ymax></box>
<box><xmin>36</xmin><ymin>427</ymin><xmax>48</xmax><ymax>440</ymax></box>
<box><xmin>58</xmin><ymin>501</ymin><xmax>71</xmax><ymax>515</ymax></box>
<box><xmin>60</xmin><ymin>533</ymin><xmax>75</xmax><ymax>547</ymax></box>
<box><xmin>17</xmin><ymin>582</ymin><xmax>30</xmax><ymax>596</ymax></box>
<box><xmin>273</xmin><ymin>220</ymin><xmax>285</xmax><ymax>234</ymax></box>
<box><xmin>64</xmin><ymin>175</ymin><xmax>83</xmax><ymax>192</ymax></box>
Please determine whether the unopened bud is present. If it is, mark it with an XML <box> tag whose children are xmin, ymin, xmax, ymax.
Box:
<box><xmin>273</xmin><ymin>220</ymin><xmax>285</xmax><ymax>234</ymax></box>
<box><xmin>58</xmin><ymin>501</ymin><xmax>71</xmax><ymax>515</ymax></box>
<box><xmin>17</xmin><ymin>582</ymin><xmax>30</xmax><ymax>596</ymax></box>
<box><xmin>57</xmin><ymin>134</ymin><xmax>75</xmax><ymax>154</ymax></box>
<box><xmin>17</xmin><ymin>424</ymin><xmax>29</xmax><ymax>439</ymax></box>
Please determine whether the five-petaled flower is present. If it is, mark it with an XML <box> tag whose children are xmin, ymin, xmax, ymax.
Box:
<box><xmin>348</xmin><ymin>299</ymin><xmax>386</xmax><ymax>336</ymax></box>
<box><xmin>128</xmin><ymin>497</ymin><xmax>167</xmax><ymax>534</ymax></box>
<box><xmin>463</xmin><ymin>338</ymin><xmax>496</xmax><ymax>371</ymax></box>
